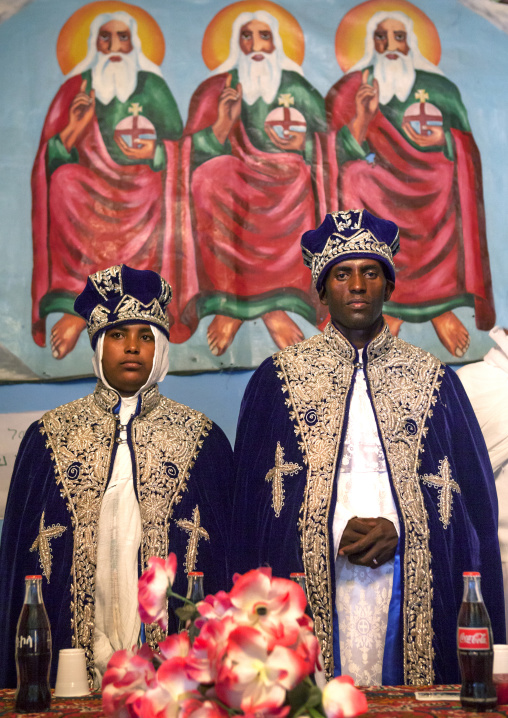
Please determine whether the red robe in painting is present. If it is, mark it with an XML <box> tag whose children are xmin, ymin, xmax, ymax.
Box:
<box><xmin>326</xmin><ymin>69</ymin><xmax>495</xmax><ymax>329</ymax></box>
<box><xmin>31</xmin><ymin>72</ymin><xmax>181</xmax><ymax>347</ymax></box>
<box><xmin>170</xmin><ymin>71</ymin><xmax>327</xmax><ymax>342</ymax></box>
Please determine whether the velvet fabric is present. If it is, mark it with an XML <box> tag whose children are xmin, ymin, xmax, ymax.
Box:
<box><xmin>231</xmin><ymin>325</ymin><xmax>505</xmax><ymax>684</ymax></box>
<box><xmin>0</xmin><ymin>386</ymin><xmax>233</xmax><ymax>688</ymax></box>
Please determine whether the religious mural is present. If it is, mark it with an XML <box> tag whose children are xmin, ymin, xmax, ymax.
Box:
<box><xmin>31</xmin><ymin>3</ymin><xmax>182</xmax><ymax>360</ymax></box>
<box><xmin>326</xmin><ymin>1</ymin><xmax>494</xmax><ymax>359</ymax></box>
<box><xmin>0</xmin><ymin>0</ymin><xmax>505</xmax><ymax>378</ymax></box>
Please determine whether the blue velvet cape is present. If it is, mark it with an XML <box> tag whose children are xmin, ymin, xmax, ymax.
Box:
<box><xmin>0</xmin><ymin>381</ymin><xmax>233</xmax><ymax>688</ymax></box>
<box><xmin>232</xmin><ymin>323</ymin><xmax>505</xmax><ymax>684</ymax></box>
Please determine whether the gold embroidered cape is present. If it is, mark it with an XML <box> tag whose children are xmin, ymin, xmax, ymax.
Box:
<box><xmin>232</xmin><ymin>323</ymin><xmax>504</xmax><ymax>685</ymax></box>
<box><xmin>0</xmin><ymin>381</ymin><xmax>233</xmax><ymax>687</ymax></box>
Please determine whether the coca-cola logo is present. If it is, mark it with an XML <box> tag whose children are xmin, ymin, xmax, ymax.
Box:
<box><xmin>458</xmin><ymin>627</ymin><xmax>491</xmax><ymax>650</ymax></box>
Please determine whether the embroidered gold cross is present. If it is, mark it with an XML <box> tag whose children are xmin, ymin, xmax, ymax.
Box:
<box><xmin>278</xmin><ymin>93</ymin><xmax>294</xmax><ymax>108</ymax></box>
<box><xmin>414</xmin><ymin>89</ymin><xmax>429</xmax><ymax>103</ymax></box>
<box><xmin>30</xmin><ymin>511</ymin><xmax>66</xmax><ymax>582</ymax></box>
<box><xmin>421</xmin><ymin>457</ymin><xmax>460</xmax><ymax>528</ymax></box>
<box><xmin>176</xmin><ymin>506</ymin><xmax>209</xmax><ymax>573</ymax></box>
<box><xmin>265</xmin><ymin>442</ymin><xmax>302</xmax><ymax>518</ymax></box>
<box><xmin>128</xmin><ymin>102</ymin><xmax>143</xmax><ymax>116</ymax></box>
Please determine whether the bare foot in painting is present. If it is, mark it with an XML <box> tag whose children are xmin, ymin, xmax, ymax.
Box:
<box><xmin>384</xmin><ymin>314</ymin><xmax>403</xmax><ymax>337</ymax></box>
<box><xmin>207</xmin><ymin>315</ymin><xmax>243</xmax><ymax>356</ymax></box>
<box><xmin>50</xmin><ymin>314</ymin><xmax>87</xmax><ymax>359</ymax></box>
<box><xmin>431</xmin><ymin>311</ymin><xmax>470</xmax><ymax>357</ymax></box>
<box><xmin>262</xmin><ymin>310</ymin><xmax>304</xmax><ymax>349</ymax></box>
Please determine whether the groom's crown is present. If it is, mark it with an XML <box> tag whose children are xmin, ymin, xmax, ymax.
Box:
<box><xmin>301</xmin><ymin>209</ymin><xmax>399</xmax><ymax>291</ymax></box>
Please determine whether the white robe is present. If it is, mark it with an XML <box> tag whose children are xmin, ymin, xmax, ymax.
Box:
<box><xmin>92</xmin><ymin>328</ymin><xmax>170</xmax><ymax>685</ymax></box>
<box><xmin>333</xmin><ymin>367</ymin><xmax>399</xmax><ymax>685</ymax></box>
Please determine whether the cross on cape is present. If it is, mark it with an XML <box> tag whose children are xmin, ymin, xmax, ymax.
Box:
<box><xmin>421</xmin><ymin>457</ymin><xmax>460</xmax><ymax>528</ymax></box>
<box><xmin>30</xmin><ymin>510</ymin><xmax>67</xmax><ymax>581</ymax></box>
<box><xmin>265</xmin><ymin>442</ymin><xmax>302</xmax><ymax>517</ymax></box>
<box><xmin>176</xmin><ymin>506</ymin><xmax>209</xmax><ymax>573</ymax></box>
<box><xmin>414</xmin><ymin>88</ymin><xmax>429</xmax><ymax>104</ymax></box>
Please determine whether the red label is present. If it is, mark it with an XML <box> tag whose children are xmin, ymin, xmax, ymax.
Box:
<box><xmin>458</xmin><ymin>627</ymin><xmax>491</xmax><ymax>650</ymax></box>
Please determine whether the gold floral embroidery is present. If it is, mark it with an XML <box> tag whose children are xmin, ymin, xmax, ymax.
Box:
<box><xmin>275</xmin><ymin>323</ymin><xmax>443</xmax><ymax>684</ymax></box>
<box><xmin>176</xmin><ymin>506</ymin><xmax>210</xmax><ymax>573</ymax></box>
<box><xmin>421</xmin><ymin>457</ymin><xmax>460</xmax><ymax>529</ymax></box>
<box><xmin>42</xmin><ymin>382</ymin><xmax>211</xmax><ymax>681</ymax></box>
<box><xmin>265</xmin><ymin>442</ymin><xmax>302</xmax><ymax>517</ymax></box>
<box><xmin>29</xmin><ymin>510</ymin><xmax>66</xmax><ymax>582</ymax></box>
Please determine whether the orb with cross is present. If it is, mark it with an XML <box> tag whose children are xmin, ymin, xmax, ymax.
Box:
<box><xmin>264</xmin><ymin>93</ymin><xmax>306</xmax><ymax>140</ymax></box>
<box><xmin>114</xmin><ymin>102</ymin><xmax>157</xmax><ymax>149</ymax></box>
<box><xmin>402</xmin><ymin>89</ymin><xmax>443</xmax><ymax>136</ymax></box>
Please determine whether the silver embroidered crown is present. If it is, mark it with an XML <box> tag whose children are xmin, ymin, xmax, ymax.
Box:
<box><xmin>301</xmin><ymin>210</ymin><xmax>399</xmax><ymax>290</ymax></box>
<box><xmin>75</xmin><ymin>265</ymin><xmax>172</xmax><ymax>347</ymax></box>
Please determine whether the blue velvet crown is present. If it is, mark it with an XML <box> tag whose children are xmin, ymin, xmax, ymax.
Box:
<box><xmin>301</xmin><ymin>210</ymin><xmax>400</xmax><ymax>291</ymax></box>
<box><xmin>74</xmin><ymin>265</ymin><xmax>172</xmax><ymax>348</ymax></box>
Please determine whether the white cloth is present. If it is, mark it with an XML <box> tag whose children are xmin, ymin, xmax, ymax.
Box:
<box><xmin>333</xmin><ymin>368</ymin><xmax>399</xmax><ymax>685</ymax></box>
<box><xmin>457</xmin><ymin>327</ymin><xmax>508</xmax><ymax>628</ymax></box>
<box><xmin>92</xmin><ymin>327</ymin><xmax>169</xmax><ymax>684</ymax></box>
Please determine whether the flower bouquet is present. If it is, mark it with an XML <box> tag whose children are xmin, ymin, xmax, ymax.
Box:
<box><xmin>102</xmin><ymin>554</ymin><xmax>368</xmax><ymax>718</ymax></box>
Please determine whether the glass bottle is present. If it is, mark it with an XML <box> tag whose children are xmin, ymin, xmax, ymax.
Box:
<box><xmin>15</xmin><ymin>575</ymin><xmax>52</xmax><ymax>713</ymax></box>
<box><xmin>457</xmin><ymin>571</ymin><xmax>497</xmax><ymax>711</ymax></box>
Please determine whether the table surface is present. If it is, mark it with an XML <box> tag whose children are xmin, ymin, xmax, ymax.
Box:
<box><xmin>0</xmin><ymin>685</ymin><xmax>506</xmax><ymax>717</ymax></box>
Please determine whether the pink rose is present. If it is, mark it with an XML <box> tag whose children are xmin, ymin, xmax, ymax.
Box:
<box><xmin>102</xmin><ymin>648</ymin><xmax>156</xmax><ymax>718</ymax></box>
<box><xmin>187</xmin><ymin>616</ymin><xmax>236</xmax><ymax>684</ymax></box>
<box><xmin>179</xmin><ymin>699</ymin><xmax>229</xmax><ymax>718</ymax></box>
<box><xmin>159</xmin><ymin>632</ymin><xmax>191</xmax><ymax>661</ymax></box>
<box><xmin>228</xmin><ymin>568</ymin><xmax>307</xmax><ymax>649</ymax></box>
<box><xmin>215</xmin><ymin>625</ymin><xmax>307</xmax><ymax>713</ymax></box>
<box><xmin>196</xmin><ymin>591</ymin><xmax>233</xmax><ymax>621</ymax></box>
<box><xmin>138</xmin><ymin>657</ymin><xmax>199</xmax><ymax>718</ymax></box>
<box><xmin>138</xmin><ymin>554</ymin><xmax>177</xmax><ymax>630</ymax></box>
<box><xmin>322</xmin><ymin>676</ymin><xmax>368</xmax><ymax>718</ymax></box>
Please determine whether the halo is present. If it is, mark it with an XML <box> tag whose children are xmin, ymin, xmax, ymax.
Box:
<box><xmin>202</xmin><ymin>1</ymin><xmax>304</xmax><ymax>70</ymax></box>
<box><xmin>335</xmin><ymin>0</ymin><xmax>441</xmax><ymax>73</ymax></box>
<box><xmin>56</xmin><ymin>1</ymin><xmax>165</xmax><ymax>75</ymax></box>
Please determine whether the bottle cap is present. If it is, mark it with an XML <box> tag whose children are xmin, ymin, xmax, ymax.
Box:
<box><xmin>188</xmin><ymin>571</ymin><xmax>204</xmax><ymax>577</ymax></box>
<box><xmin>463</xmin><ymin>571</ymin><xmax>481</xmax><ymax>577</ymax></box>
<box><xmin>25</xmin><ymin>575</ymin><xmax>42</xmax><ymax>579</ymax></box>
<box><xmin>290</xmin><ymin>572</ymin><xmax>305</xmax><ymax>577</ymax></box>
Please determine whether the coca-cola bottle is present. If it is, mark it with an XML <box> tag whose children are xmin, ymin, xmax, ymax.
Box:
<box><xmin>178</xmin><ymin>571</ymin><xmax>204</xmax><ymax>642</ymax></box>
<box><xmin>457</xmin><ymin>571</ymin><xmax>496</xmax><ymax>711</ymax></box>
<box><xmin>15</xmin><ymin>575</ymin><xmax>52</xmax><ymax>713</ymax></box>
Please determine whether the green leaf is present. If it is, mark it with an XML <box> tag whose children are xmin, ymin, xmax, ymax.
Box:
<box><xmin>175</xmin><ymin>604</ymin><xmax>199</xmax><ymax>623</ymax></box>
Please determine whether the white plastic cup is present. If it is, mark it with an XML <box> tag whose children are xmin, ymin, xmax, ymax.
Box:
<box><xmin>53</xmin><ymin>648</ymin><xmax>90</xmax><ymax>697</ymax></box>
<box><xmin>493</xmin><ymin>644</ymin><xmax>508</xmax><ymax>705</ymax></box>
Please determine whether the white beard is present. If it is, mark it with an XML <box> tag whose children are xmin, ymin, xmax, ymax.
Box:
<box><xmin>373</xmin><ymin>51</ymin><xmax>416</xmax><ymax>105</ymax></box>
<box><xmin>237</xmin><ymin>51</ymin><xmax>282</xmax><ymax>105</ymax></box>
<box><xmin>91</xmin><ymin>51</ymin><xmax>139</xmax><ymax>105</ymax></box>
